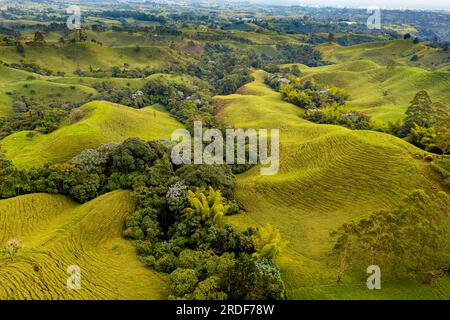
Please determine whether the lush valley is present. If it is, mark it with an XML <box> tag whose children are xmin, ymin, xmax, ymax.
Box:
<box><xmin>0</xmin><ymin>0</ymin><xmax>449</xmax><ymax>301</ymax></box>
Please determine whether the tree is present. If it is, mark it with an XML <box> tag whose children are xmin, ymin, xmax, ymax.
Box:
<box><xmin>331</xmin><ymin>190</ymin><xmax>449</xmax><ymax>282</ymax></box>
<box><xmin>16</xmin><ymin>43</ymin><xmax>25</xmax><ymax>54</ymax></box>
<box><xmin>33</xmin><ymin>31</ymin><xmax>45</xmax><ymax>45</ymax></box>
<box><xmin>179</xmin><ymin>249</ymin><xmax>212</xmax><ymax>272</ymax></box>
<box><xmin>327</xmin><ymin>32</ymin><xmax>335</xmax><ymax>42</ymax></box>
<box><xmin>71</xmin><ymin>149</ymin><xmax>104</xmax><ymax>173</ymax></box>
<box><xmin>75</xmin><ymin>29</ymin><xmax>87</xmax><ymax>42</ymax></box>
<box><xmin>155</xmin><ymin>254</ymin><xmax>179</xmax><ymax>273</ymax></box>
<box><xmin>184</xmin><ymin>187</ymin><xmax>229</xmax><ymax>225</ymax></box>
<box><xmin>434</xmin><ymin>116</ymin><xmax>450</xmax><ymax>155</ymax></box>
<box><xmin>401</xmin><ymin>90</ymin><xmax>433</xmax><ymax>136</ymax></box>
<box><xmin>253</xmin><ymin>224</ymin><xmax>286</xmax><ymax>260</ymax></box>
<box><xmin>166</xmin><ymin>180</ymin><xmax>188</xmax><ymax>212</ymax></box>
<box><xmin>431</xmin><ymin>102</ymin><xmax>449</xmax><ymax>127</ymax></box>
<box><xmin>178</xmin><ymin>164</ymin><xmax>235</xmax><ymax>198</ymax></box>
<box><xmin>404</xmin><ymin>33</ymin><xmax>412</xmax><ymax>39</ymax></box>
<box><xmin>111</xmin><ymin>138</ymin><xmax>157</xmax><ymax>173</ymax></box>
<box><xmin>193</xmin><ymin>276</ymin><xmax>227</xmax><ymax>300</ymax></box>
<box><xmin>253</xmin><ymin>258</ymin><xmax>286</xmax><ymax>300</ymax></box>
<box><xmin>0</xmin><ymin>147</ymin><xmax>12</xmax><ymax>170</ymax></box>
<box><xmin>407</xmin><ymin>124</ymin><xmax>436</xmax><ymax>150</ymax></box>
<box><xmin>413</xmin><ymin>37</ymin><xmax>420</xmax><ymax>44</ymax></box>
<box><xmin>280</xmin><ymin>83</ymin><xmax>314</xmax><ymax>109</ymax></box>
<box><xmin>168</xmin><ymin>268</ymin><xmax>198</xmax><ymax>297</ymax></box>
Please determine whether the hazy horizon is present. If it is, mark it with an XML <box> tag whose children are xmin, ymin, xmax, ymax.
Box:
<box><xmin>247</xmin><ymin>0</ymin><xmax>450</xmax><ymax>10</ymax></box>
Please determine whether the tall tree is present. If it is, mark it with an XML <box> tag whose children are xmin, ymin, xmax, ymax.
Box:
<box><xmin>431</xmin><ymin>102</ymin><xmax>449</xmax><ymax>126</ymax></box>
<box><xmin>434</xmin><ymin>116</ymin><xmax>450</xmax><ymax>155</ymax></box>
<box><xmin>327</xmin><ymin>32</ymin><xmax>335</xmax><ymax>42</ymax></box>
<box><xmin>33</xmin><ymin>31</ymin><xmax>45</xmax><ymax>45</ymax></box>
<box><xmin>331</xmin><ymin>190</ymin><xmax>448</xmax><ymax>282</ymax></box>
<box><xmin>401</xmin><ymin>90</ymin><xmax>433</xmax><ymax>136</ymax></box>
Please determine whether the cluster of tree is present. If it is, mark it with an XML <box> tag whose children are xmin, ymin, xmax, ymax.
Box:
<box><xmin>0</xmin><ymin>36</ymin><xmax>21</xmax><ymax>47</ymax></box>
<box><xmin>389</xmin><ymin>91</ymin><xmax>450</xmax><ymax>155</ymax></box>
<box><xmin>265</xmin><ymin>72</ymin><xmax>373</xmax><ymax>130</ymax></box>
<box><xmin>126</xmin><ymin>184</ymin><xmax>286</xmax><ymax>300</ymax></box>
<box><xmin>310</xmin><ymin>33</ymin><xmax>388</xmax><ymax>47</ymax></box>
<box><xmin>274</xmin><ymin>45</ymin><xmax>325</xmax><ymax>67</ymax></box>
<box><xmin>95</xmin><ymin>11</ymin><xmax>167</xmax><ymax>24</ymax></box>
<box><xmin>175</xmin><ymin>43</ymin><xmax>256</xmax><ymax>96</ymax></box>
<box><xmin>188</xmin><ymin>32</ymin><xmax>253</xmax><ymax>45</ymax></box>
<box><xmin>92</xmin><ymin>82</ymin><xmax>147</xmax><ymax>108</ymax></box>
<box><xmin>403</xmin><ymin>33</ymin><xmax>421</xmax><ymax>44</ymax></box>
<box><xmin>141</xmin><ymin>76</ymin><xmax>218</xmax><ymax>128</ymax></box>
<box><xmin>0</xmin><ymin>94</ymin><xmax>92</xmax><ymax>139</ymax></box>
<box><xmin>74</xmin><ymin>65</ymin><xmax>153</xmax><ymax>79</ymax></box>
<box><xmin>272</xmin><ymin>77</ymin><xmax>349</xmax><ymax>110</ymax></box>
<box><xmin>330</xmin><ymin>190</ymin><xmax>449</xmax><ymax>282</ymax></box>
<box><xmin>2</xmin><ymin>60</ymin><xmax>54</xmax><ymax>76</ymax></box>
<box><xmin>114</xmin><ymin>25</ymin><xmax>181</xmax><ymax>37</ymax></box>
<box><xmin>0</xmin><ymin>138</ymin><xmax>234</xmax><ymax>202</ymax></box>
<box><xmin>0</xmin><ymin>134</ymin><xmax>287</xmax><ymax>300</ymax></box>
<box><xmin>111</xmin><ymin>66</ymin><xmax>153</xmax><ymax>79</ymax></box>
<box><xmin>427</xmin><ymin>38</ymin><xmax>450</xmax><ymax>52</ymax></box>
<box><xmin>304</xmin><ymin>105</ymin><xmax>373</xmax><ymax>130</ymax></box>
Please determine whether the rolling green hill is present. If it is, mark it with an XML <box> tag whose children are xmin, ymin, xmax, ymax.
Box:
<box><xmin>0</xmin><ymin>42</ymin><xmax>188</xmax><ymax>75</ymax></box>
<box><xmin>298</xmin><ymin>59</ymin><xmax>450</xmax><ymax>123</ymax></box>
<box><xmin>0</xmin><ymin>100</ymin><xmax>182</xmax><ymax>168</ymax></box>
<box><xmin>318</xmin><ymin>40</ymin><xmax>450</xmax><ymax>71</ymax></box>
<box><xmin>219</xmin><ymin>70</ymin><xmax>450</xmax><ymax>299</ymax></box>
<box><xmin>0</xmin><ymin>65</ymin><xmax>39</xmax><ymax>117</ymax></box>
<box><xmin>0</xmin><ymin>190</ymin><xmax>167</xmax><ymax>299</ymax></box>
<box><xmin>0</xmin><ymin>64</ymin><xmax>97</xmax><ymax>117</ymax></box>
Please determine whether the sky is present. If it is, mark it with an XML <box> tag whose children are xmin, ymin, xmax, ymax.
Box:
<box><xmin>250</xmin><ymin>0</ymin><xmax>450</xmax><ymax>10</ymax></box>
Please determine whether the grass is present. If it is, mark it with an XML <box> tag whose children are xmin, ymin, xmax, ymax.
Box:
<box><xmin>219</xmin><ymin>70</ymin><xmax>449</xmax><ymax>299</ymax></box>
<box><xmin>0</xmin><ymin>64</ymin><xmax>41</xmax><ymax>117</ymax></box>
<box><xmin>318</xmin><ymin>39</ymin><xmax>450</xmax><ymax>71</ymax></box>
<box><xmin>298</xmin><ymin>60</ymin><xmax>450</xmax><ymax>123</ymax></box>
<box><xmin>0</xmin><ymin>42</ymin><xmax>188</xmax><ymax>75</ymax></box>
<box><xmin>0</xmin><ymin>64</ymin><xmax>97</xmax><ymax>116</ymax></box>
<box><xmin>0</xmin><ymin>101</ymin><xmax>182</xmax><ymax>168</ymax></box>
<box><xmin>0</xmin><ymin>190</ymin><xmax>167</xmax><ymax>299</ymax></box>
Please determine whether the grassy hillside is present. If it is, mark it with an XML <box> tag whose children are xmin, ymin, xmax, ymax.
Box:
<box><xmin>318</xmin><ymin>40</ymin><xmax>450</xmax><ymax>71</ymax></box>
<box><xmin>219</xmin><ymin>70</ymin><xmax>450</xmax><ymax>299</ymax></box>
<box><xmin>0</xmin><ymin>42</ymin><xmax>188</xmax><ymax>75</ymax></box>
<box><xmin>0</xmin><ymin>101</ymin><xmax>182</xmax><ymax>168</ymax></box>
<box><xmin>0</xmin><ymin>64</ymin><xmax>96</xmax><ymax>117</ymax></box>
<box><xmin>298</xmin><ymin>60</ymin><xmax>450</xmax><ymax>123</ymax></box>
<box><xmin>0</xmin><ymin>190</ymin><xmax>167</xmax><ymax>299</ymax></box>
<box><xmin>0</xmin><ymin>65</ymin><xmax>38</xmax><ymax>117</ymax></box>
